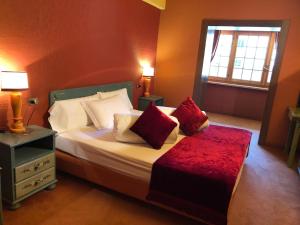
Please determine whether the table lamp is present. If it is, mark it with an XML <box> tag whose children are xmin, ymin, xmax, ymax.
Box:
<box><xmin>1</xmin><ymin>71</ymin><xmax>29</xmax><ymax>133</ymax></box>
<box><xmin>142</xmin><ymin>66</ymin><xmax>154</xmax><ymax>97</ymax></box>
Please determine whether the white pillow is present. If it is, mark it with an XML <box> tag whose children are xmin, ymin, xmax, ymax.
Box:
<box><xmin>82</xmin><ymin>94</ymin><xmax>131</xmax><ymax>129</ymax></box>
<box><xmin>199</xmin><ymin>111</ymin><xmax>209</xmax><ymax>130</ymax></box>
<box><xmin>157</xmin><ymin>106</ymin><xmax>175</xmax><ymax>115</ymax></box>
<box><xmin>48</xmin><ymin>103</ymin><xmax>68</xmax><ymax>133</ymax></box>
<box><xmin>199</xmin><ymin>119</ymin><xmax>209</xmax><ymax>130</ymax></box>
<box><xmin>48</xmin><ymin>94</ymin><xmax>98</xmax><ymax>133</ymax></box>
<box><xmin>113</xmin><ymin>113</ymin><xmax>179</xmax><ymax>144</ymax></box>
<box><xmin>158</xmin><ymin>106</ymin><xmax>209</xmax><ymax>131</ymax></box>
<box><xmin>98</xmin><ymin>88</ymin><xmax>133</xmax><ymax>110</ymax></box>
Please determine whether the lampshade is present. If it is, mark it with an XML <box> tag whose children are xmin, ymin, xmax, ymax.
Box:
<box><xmin>1</xmin><ymin>71</ymin><xmax>28</xmax><ymax>90</ymax></box>
<box><xmin>142</xmin><ymin>66</ymin><xmax>154</xmax><ymax>77</ymax></box>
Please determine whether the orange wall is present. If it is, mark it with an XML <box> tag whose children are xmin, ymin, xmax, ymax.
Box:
<box><xmin>0</xmin><ymin>0</ymin><xmax>160</xmax><ymax>128</ymax></box>
<box><xmin>155</xmin><ymin>0</ymin><xmax>300</xmax><ymax>147</ymax></box>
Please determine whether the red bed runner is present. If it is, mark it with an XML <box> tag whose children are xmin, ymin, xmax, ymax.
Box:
<box><xmin>147</xmin><ymin>125</ymin><xmax>252</xmax><ymax>225</ymax></box>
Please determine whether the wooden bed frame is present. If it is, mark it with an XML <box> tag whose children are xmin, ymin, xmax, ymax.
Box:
<box><xmin>49</xmin><ymin>81</ymin><xmax>244</xmax><ymax>225</ymax></box>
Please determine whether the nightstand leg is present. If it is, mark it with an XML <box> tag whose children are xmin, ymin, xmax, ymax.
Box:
<box><xmin>285</xmin><ymin>121</ymin><xmax>295</xmax><ymax>153</ymax></box>
<box><xmin>288</xmin><ymin>122</ymin><xmax>300</xmax><ymax>167</ymax></box>
<box><xmin>46</xmin><ymin>183</ymin><xmax>56</xmax><ymax>191</ymax></box>
<box><xmin>7</xmin><ymin>202</ymin><xmax>21</xmax><ymax>210</ymax></box>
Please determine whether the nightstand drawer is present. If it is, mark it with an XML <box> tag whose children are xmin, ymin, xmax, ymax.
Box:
<box><xmin>15</xmin><ymin>167</ymin><xmax>55</xmax><ymax>199</ymax></box>
<box><xmin>15</xmin><ymin>153</ymin><xmax>55</xmax><ymax>182</ymax></box>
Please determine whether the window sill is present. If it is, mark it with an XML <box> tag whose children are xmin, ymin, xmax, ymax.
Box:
<box><xmin>207</xmin><ymin>81</ymin><xmax>269</xmax><ymax>91</ymax></box>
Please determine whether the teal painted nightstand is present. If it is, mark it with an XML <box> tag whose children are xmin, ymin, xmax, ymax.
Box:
<box><xmin>138</xmin><ymin>95</ymin><xmax>164</xmax><ymax>111</ymax></box>
<box><xmin>285</xmin><ymin>107</ymin><xmax>300</xmax><ymax>168</ymax></box>
<box><xmin>0</xmin><ymin>125</ymin><xmax>57</xmax><ymax>209</ymax></box>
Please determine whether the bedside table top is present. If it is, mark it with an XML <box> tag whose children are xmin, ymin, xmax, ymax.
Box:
<box><xmin>139</xmin><ymin>95</ymin><xmax>163</xmax><ymax>101</ymax></box>
<box><xmin>288</xmin><ymin>107</ymin><xmax>300</xmax><ymax>121</ymax></box>
<box><xmin>0</xmin><ymin>125</ymin><xmax>55</xmax><ymax>147</ymax></box>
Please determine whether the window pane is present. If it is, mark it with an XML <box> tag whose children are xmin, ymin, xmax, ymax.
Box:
<box><xmin>242</xmin><ymin>69</ymin><xmax>252</xmax><ymax>80</ymax></box>
<box><xmin>211</xmin><ymin>56</ymin><xmax>220</xmax><ymax>66</ymax></box>
<box><xmin>271</xmin><ymin>48</ymin><xmax>277</xmax><ymax>60</ymax></box>
<box><xmin>220</xmin><ymin>57</ymin><xmax>229</xmax><ymax>67</ymax></box>
<box><xmin>220</xmin><ymin>46</ymin><xmax>231</xmax><ymax>56</ymax></box>
<box><xmin>256</xmin><ymin>48</ymin><xmax>267</xmax><ymax>59</ymax></box>
<box><xmin>244</xmin><ymin>58</ymin><xmax>254</xmax><ymax>69</ymax></box>
<box><xmin>251</xmin><ymin>70</ymin><xmax>262</xmax><ymax>81</ymax></box>
<box><xmin>232</xmin><ymin>69</ymin><xmax>242</xmax><ymax>79</ymax></box>
<box><xmin>202</xmin><ymin>30</ymin><xmax>214</xmax><ymax>76</ymax></box>
<box><xmin>267</xmin><ymin>47</ymin><xmax>277</xmax><ymax>83</ymax></box>
<box><xmin>208</xmin><ymin>33</ymin><xmax>232</xmax><ymax>78</ymax></box>
<box><xmin>237</xmin><ymin>35</ymin><xmax>248</xmax><ymax>47</ymax></box>
<box><xmin>267</xmin><ymin>60</ymin><xmax>275</xmax><ymax>83</ymax></box>
<box><xmin>220</xmin><ymin>35</ymin><xmax>233</xmax><ymax>44</ymax></box>
<box><xmin>236</xmin><ymin>47</ymin><xmax>246</xmax><ymax>57</ymax></box>
<box><xmin>257</xmin><ymin>36</ymin><xmax>269</xmax><ymax>47</ymax></box>
<box><xmin>246</xmin><ymin>47</ymin><xmax>256</xmax><ymax>58</ymax></box>
<box><xmin>267</xmin><ymin>71</ymin><xmax>272</xmax><ymax>83</ymax></box>
<box><xmin>234</xmin><ymin>34</ymin><xmax>270</xmax><ymax>85</ymax></box>
<box><xmin>217</xmin><ymin>34</ymin><xmax>233</xmax><ymax>57</ymax></box>
<box><xmin>248</xmin><ymin>36</ymin><xmax>258</xmax><ymax>47</ymax></box>
<box><xmin>269</xmin><ymin>60</ymin><xmax>275</xmax><ymax>71</ymax></box>
<box><xmin>234</xmin><ymin>57</ymin><xmax>244</xmax><ymax>68</ymax></box>
<box><xmin>253</xmin><ymin>59</ymin><xmax>264</xmax><ymax>70</ymax></box>
<box><xmin>218</xmin><ymin>67</ymin><xmax>227</xmax><ymax>78</ymax></box>
<box><xmin>210</xmin><ymin>66</ymin><xmax>219</xmax><ymax>76</ymax></box>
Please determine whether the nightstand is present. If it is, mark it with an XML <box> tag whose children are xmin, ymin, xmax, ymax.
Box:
<box><xmin>285</xmin><ymin>107</ymin><xmax>300</xmax><ymax>168</ymax></box>
<box><xmin>138</xmin><ymin>95</ymin><xmax>164</xmax><ymax>111</ymax></box>
<box><xmin>0</xmin><ymin>125</ymin><xmax>57</xmax><ymax>209</ymax></box>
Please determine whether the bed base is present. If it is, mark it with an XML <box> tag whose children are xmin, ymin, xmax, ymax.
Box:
<box><xmin>55</xmin><ymin>150</ymin><xmax>148</xmax><ymax>200</ymax></box>
<box><xmin>56</xmin><ymin>150</ymin><xmax>221</xmax><ymax>225</ymax></box>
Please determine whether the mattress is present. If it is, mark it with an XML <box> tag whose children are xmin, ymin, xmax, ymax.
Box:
<box><xmin>55</xmin><ymin>126</ymin><xmax>185</xmax><ymax>182</ymax></box>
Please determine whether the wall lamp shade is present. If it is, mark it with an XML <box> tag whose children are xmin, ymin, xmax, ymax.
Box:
<box><xmin>1</xmin><ymin>71</ymin><xmax>28</xmax><ymax>90</ymax></box>
<box><xmin>0</xmin><ymin>71</ymin><xmax>29</xmax><ymax>133</ymax></box>
<box><xmin>142</xmin><ymin>67</ymin><xmax>154</xmax><ymax>77</ymax></box>
<box><xmin>142</xmin><ymin>66</ymin><xmax>154</xmax><ymax>97</ymax></box>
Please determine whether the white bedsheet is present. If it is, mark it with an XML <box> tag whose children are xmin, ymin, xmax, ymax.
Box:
<box><xmin>56</xmin><ymin>126</ymin><xmax>185</xmax><ymax>183</ymax></box>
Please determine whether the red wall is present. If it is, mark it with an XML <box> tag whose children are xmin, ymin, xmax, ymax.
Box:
<box><xmin>203</xmin><ymin>83</ymin><xmax>268</xmax><ymax>120</ymax></box>
<box><xmin>155</xmin><ymin>0</ymin><xmax>300</xmax><ymax>147</ymax></box>
<box><xmin>0</xmin><ymin>0</ymin><xmax>160</xmax><ymax>128</ymax></box>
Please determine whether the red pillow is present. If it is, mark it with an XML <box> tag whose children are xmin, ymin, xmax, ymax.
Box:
<box><xmin>171</xmin><ymin>97</ymin><xmax>208</xmax><ymax>136</ymax></box>
<box><xmin>130</xmin><ymin>102</ymin><xmax>177</xmax><ymax>149</ymax></box>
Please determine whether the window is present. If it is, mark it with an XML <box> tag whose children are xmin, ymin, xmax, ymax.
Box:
<box><xmin>206</xmin><ymin>30</ymin><xmax>278</xmax><ymax>88</ymax></box>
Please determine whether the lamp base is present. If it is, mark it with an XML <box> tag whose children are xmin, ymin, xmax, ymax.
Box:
<box><xmin>9</xmin><ymin>126</ymin><xmax>26</xmax><ymax>134</ymax></box>
<box><xmin>144</xmin><ymin>77</ymin><xmax>151</xmax><ymax>97</ymax></box>
<box><xmin>9</xmin><ymin>92</ymin><xmax>26</xmax><ymax>134</ymax></box>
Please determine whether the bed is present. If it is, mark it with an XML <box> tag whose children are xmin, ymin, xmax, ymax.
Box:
<box><xmin>49</xmin><ymin>81</ymin><xmax>251</xmax><ymax>225</ymax></box>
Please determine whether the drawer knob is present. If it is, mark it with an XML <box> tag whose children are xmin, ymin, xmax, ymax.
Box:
<box><xmin>34</xmin><ymin>179</ymin><xmax>42</xmax><ymax>186</ymax></box>
<box><xmin>43</xmin><ymin>175</ymin><xmax>50</xmax><ymax>180</ymax></box>
<box><xmin>34</xmin><ymin>163</ymin><xmax>41</xmax><ymax>171</ymax></box>
<box><xmin>23</xmin><ymin>168</ymin><xmax>31</xmax><ymax>173</ymax></box>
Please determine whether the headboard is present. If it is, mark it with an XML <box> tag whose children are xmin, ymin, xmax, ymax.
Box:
<box><xmin>49</xmin><ymin>81</ymin><xmax>133</xmax><ymax>106</ymax></box>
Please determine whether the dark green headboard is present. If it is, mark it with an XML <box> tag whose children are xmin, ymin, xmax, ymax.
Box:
<box><xmin>49</xmin><ymin>81</ymin><xmax>133</xmax><ymax>106</ymax></box>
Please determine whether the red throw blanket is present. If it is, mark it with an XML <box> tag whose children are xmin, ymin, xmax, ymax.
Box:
<box><xmin>147</xmin><ymin>125</ymin><xmax>252</xmax><ymax>225</ymax></box>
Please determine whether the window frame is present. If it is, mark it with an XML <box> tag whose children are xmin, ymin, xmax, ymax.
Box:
<box><xmin>208</xmin><ymin>30</ymin><xmax>277</xmax><ymax>88</ymax></box>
